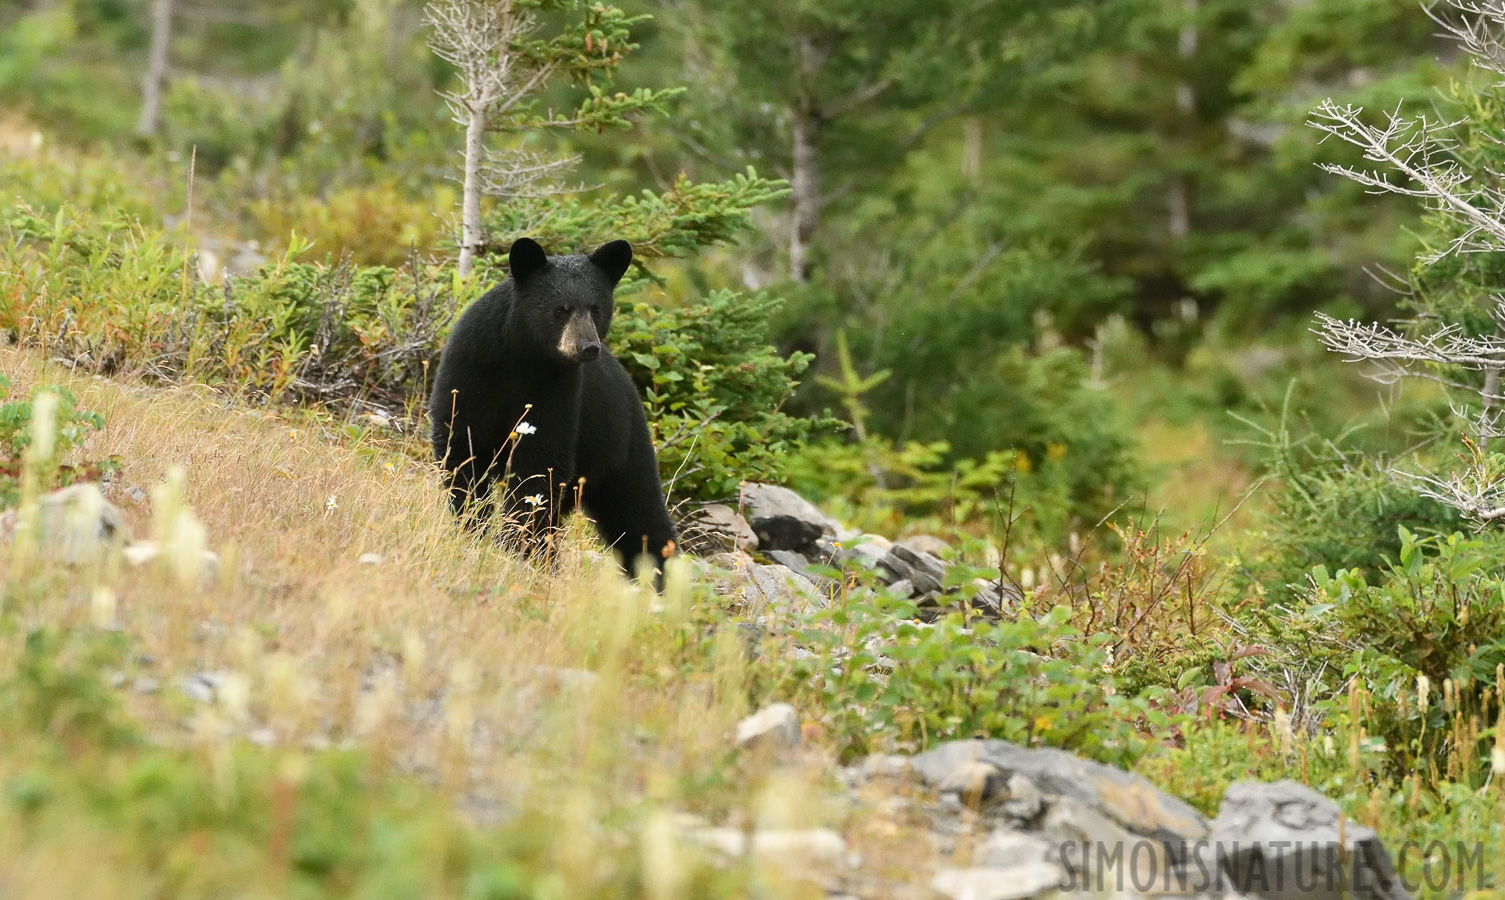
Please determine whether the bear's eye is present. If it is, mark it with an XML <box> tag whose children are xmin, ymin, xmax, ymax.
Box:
<box><xmin>554</xmin><ymin>305</ymin><xmax>570</xmax><ymax>318</ymax></box>
<box><xmin>590</xmin><ymin>304</ymin><xmax>601</xmax><ymax>314</ymax></box>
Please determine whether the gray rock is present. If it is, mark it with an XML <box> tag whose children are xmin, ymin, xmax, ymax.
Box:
<box><xmin>180</xmin><ymin>672</ymin><xmax>224</xmax><ymax>704</ymax></box>
<box><xmin>886</xmin><ymin>578</ymin><xmax>915</xmax><ymax>598</ymax></box>
<box><xmin>1206</xmin><ymin>780</ymin><xmax>1412</xmax><ymax>900</ymax></box>
<box><xmin>880</xmin><ymin>544</ymin><xmax>949</xmax><ymax>594</ymax></box>
<box><xmin>840</xmin><ymin>536</ymin><xmax>891</xmax><ymax>570</ymax></box>
<box><xmin>739</xmin><ymin>482</ymin><xmax>838</xmax><ymax>550</ymax></box>
<box><xmin>682</xmin><ymin>503</ymin><xmax>760</xmax><ymax>554</ymax></box>
<box><xmin>931</xmin><ymin>862</ymin><xmax>1065</xmax><ymax>900</ymax></box>
<box><xmin>858</xmin><ymin>754</ymin><xmax>913</xmax><ymax>783</ymax></box>
<box><xmin>708</xmin><ymin>549</ymin><xmax>754</xmax><ymax>571</ymax></box>
<box><xmin>899</xmin><ymin>534</ymin><xmax>952</xmax><ymax>558</ymax></box>
<box><xmin>738</xmin><ymin>563</ymin><xmax>828</xmax><ymax>617</ymax></box>
<box><xmin>979</xmin><ymin>831</ymin><xmax>1053</xmax><ymax>869</ymax></box>
<box><xmin>0</xmin><ymin>483</ymin><xmax>130</xmax><ymax>565</ymax></box>
<box><xmin>907</xmin><ymin>740</ymin><xmax>1208</xmax><ymax>845</ymax></box>
<box><xmin>735</xmin><ymin>702</ymin><xmax>801</xmax><ymax>750</ymax></box>
<box><xmin>1002</xmin><ymin>774</ymin><xmax>1044</xmax><ymax>822</ymax></box>
<box><xmin>768</xmin><ymin>548</ymin><xmax>816</xmax><ymax>576</ymax></box>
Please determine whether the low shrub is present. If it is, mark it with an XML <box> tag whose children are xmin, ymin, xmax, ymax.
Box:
<box><xmin>760</xmin><ymin>589</ymin><xmax>1168</xmax><ymax>767</ymax></box>
<box><xmin>247</xmin><ymin>182</ymin><xmax>447</xmax><ymax>268</ymax></box>
<box><xmin>0</xmin><ymin>375</ymin><xmax>116</xmax><ymax>507</ymax></box>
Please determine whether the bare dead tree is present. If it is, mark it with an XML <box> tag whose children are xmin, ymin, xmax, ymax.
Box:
<box><xmin>425</xmin><ymin>0</ymin><xmax>579</xmax><ymax>277</ymax></box>
<box><xmin>1308</xmin><ymin>0</ymin><xmax>1505</xmax><ymax>524</ymax></box>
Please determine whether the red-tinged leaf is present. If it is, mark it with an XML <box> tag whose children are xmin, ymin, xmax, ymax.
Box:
<box><xmin>1229</xmin><ymin>676</ymin><xmax>1282</xmax><ymax>701</ymax></box>
<box><xmin>1228</xmin><ymin>645</ymin><xmax>1270</xmax><ymax>661</ymax></box>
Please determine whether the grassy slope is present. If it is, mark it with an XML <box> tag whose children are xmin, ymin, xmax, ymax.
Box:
<box><xmin>0</xmin><ymin>347</ymin><xmax>852</xmax><ymax>898</ymax></box>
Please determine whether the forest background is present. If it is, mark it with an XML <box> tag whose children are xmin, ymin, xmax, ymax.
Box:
<box><xmin>6</xmin><ymin>1</ymin><xmax>1505</xmax><ymax>895</ymax></box>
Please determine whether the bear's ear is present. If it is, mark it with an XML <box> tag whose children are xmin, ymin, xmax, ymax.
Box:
<box><xmin>509</xmin><ymin>238</ymin><xmax>549</xmax><ymax>283</ymax></box>
<box><xmin>589</xmin><ymin>240</ymin><xmax>633</xmax><ymax>286</ymax></box>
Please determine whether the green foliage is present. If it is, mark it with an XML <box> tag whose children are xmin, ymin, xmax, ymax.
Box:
<box><xmin>0</xmin><ymin>626</ymin><xmax>136</xmax><ymax>750</ymax></box>
<box><xmin>765</xmin><ymin>593</ymin><xmax>1165</xmax><ymax>767</ymax></box>
<box><xmin>0</xmin><ymin>376</ymin><xmax>114</xmax><ymax>508</ymax></box>
<box><xmin>612</xmin><ymin>289</ymin><xmax>837</xmax><ymax>501</ymax></box>
<box><xmin>1237</xmin><ymin>431</ymin><xmax>1462</xmax><ymax>607</ymax></box>
<box><xmin>783</xmin><ymin>346</ymin><xmax>1140</xmax><ymax>545</ymax></box>
<box><xmin>0</xmin><ymin>199</ymin><xmax>831</xmax><ymax>502</ymax></box>
<box><xmin>2</xmin><ymin>204</ymin><xmax>475</xmax><ymax>412</ymax></box>
<box><xmin>783</xmin><ymin>437</ymin><xmax>1017</xmax><ymax>536</ymax></box>
<box><xmin>478</xmin><ymin>170</ymin><xmax>789</xmax><ymax>265</ymax></box>
<box><xmin>1310</xmin><ymin>529</ymin><xmax>1505</xmax><ymax>687</ymax></box>
<box><xmin>0</xmin><ymin>4</ymin><xmax>142</xmax><ymax>140</ymax></box>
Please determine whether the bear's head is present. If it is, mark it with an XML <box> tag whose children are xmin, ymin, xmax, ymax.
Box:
<box><xmin>507</xmin><ymin>237</ymin><xmax>632</xmax><ymax>365</ymax></box>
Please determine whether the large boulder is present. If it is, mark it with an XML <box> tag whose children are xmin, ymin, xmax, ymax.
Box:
<box><xmin>0</xmin><ymin>483</ymin><xmax>130</xmax><ymax>565</ymax></box>
<box><xmin>1205</xmin><ymin>780</ymin><xmax>1412</xmax><ymax>900</ymax></box>
<box><xmin>878</xmin><ymin>544</ymin><xmax>949</xmax><ymax>594</ymax></box>
<box><xmin>857</xmin><ymin>739</ymin><xmax>1209</xmax><ymax>894</ymax></box>
<box><xmin>905</xmin><ymin>739</ymin><xmax>1208</xmax><ymax>845</ymax></box>
<box><xmin>739</xmin><ymin>482</ymin><xmax>839</xmax><ymax>551</ymax></box>
<box><xmin>734</xmin><ymin>561</ymin><xmax>829</xmax><ymax>618</ymax></box>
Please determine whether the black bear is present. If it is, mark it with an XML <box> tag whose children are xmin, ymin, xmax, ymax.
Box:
<box><xmin>430</xmin><ymin>237</ymin><xmax>677</xmax><ymax>581</ymax></box>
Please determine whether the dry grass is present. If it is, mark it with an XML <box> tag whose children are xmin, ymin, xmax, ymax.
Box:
<box><xmin>0</xmin><ymin>344</ymin><xmax>853</xmax><ymax>896</ymax></box>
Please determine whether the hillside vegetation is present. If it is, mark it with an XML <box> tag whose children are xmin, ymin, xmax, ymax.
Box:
<box><xmin>5</xmin><ymin>0</ymin><xmax>1505</xmax><ymax>896</ymax></box>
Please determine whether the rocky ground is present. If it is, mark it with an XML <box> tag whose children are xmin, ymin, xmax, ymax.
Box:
<box><xmin>10</xmin><ymin>478</ymin><xmax>1416</xmax><ymax>900</ymax></box>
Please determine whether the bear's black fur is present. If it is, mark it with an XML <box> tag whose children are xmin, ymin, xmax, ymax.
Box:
<box><xmin>430</xmin><ymin>237</ymin><xmax>677</xmax><ymax>580</ymax></box>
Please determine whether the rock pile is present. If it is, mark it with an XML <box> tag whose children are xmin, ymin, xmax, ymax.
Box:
<box><xmin>687</xmin><ymin>482</ymin><xmax>1019</xmax><ymax>620</ymax></box>
<box><xmin>849</xmin><ymin>739</ymin><xmax>1412</xmax><ymax>900</ymax></box>
<box><xmin>707</xmin><ymin>710</ymin><xmax>1416</xmax><ymax>900</ymax></box>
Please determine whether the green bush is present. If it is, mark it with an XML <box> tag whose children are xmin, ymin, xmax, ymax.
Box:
<box><xmin>1311</xmin><ymin>529</ymin><xmax>1505</xmax><ymax>687</ymax></box>
<box><xmin>1</xmin><ymin>204</ymin><xmax>473</xmax><ymax>413</ymax></box>
<box><xmin>0</xmin><ymin>375</ymin><xmax>116</xmax><ymax>507</ymax></box>
<box><xmin>1235</xmin><ymin>527</ymin><xmax>1505</xmax><ymax>782</ymax></box>
<box><xmin>1239</xmin><ymin>454</ymin><xmax>1461</xmax><ymax>606</ymax></box>
<box><xmin>2</xmin><ymin>203</ymin><xmax>833</xmax><ymax>502</ymax></box>
<box><xmin>612</xmin><ymin>289</ymin><xmax>837</xmax><ymax>502</ymax></box>
<box><xmin>784</xmin><ymin>347</ymin><xmax>1141</xmax><ymax>546</ymax></box>
<box><xmin>763</xmin><ymin>592</ymin><xmax>1167</xmax><ymax>767</ymax></box>
<box><xmin>1231</xmin><ymin>393</ymin><xmax>1463</xmax><ymax>606</ymax></box>
<box><xmin>782</xmin><ymin>437</ymin><xmax>1017</xmax><ymax>536</ymax></box>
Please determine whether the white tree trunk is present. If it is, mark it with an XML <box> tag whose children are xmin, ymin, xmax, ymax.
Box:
<box><xmin>789</xmin><ymin>107</ymin><xmax>821</xmax><ymax>284</ymax></box>
<box><xmin>137</xmin><ymin>0</ymin><xmax>174</xmax><ymax>138</ymax></box>
<box><xmin>458</xmin><ymin>104</ymin><xmax>487</xmax><ymax>278</ymax></box>
<box><xmin>1169</xmin><ymin>0</ymin><xmax>1198</xmax><ymax>240</ymax></box>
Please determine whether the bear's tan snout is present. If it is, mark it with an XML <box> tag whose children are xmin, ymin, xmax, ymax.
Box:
<box><xmin>559</xmin><ymin>313</ymin><xmax>602</xmax><ymax>362</ymax></box>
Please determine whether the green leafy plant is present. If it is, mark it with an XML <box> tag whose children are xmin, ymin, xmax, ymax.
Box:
<box><xmin>1310</xmin><ymin>528</ymin><xmax>1505</xmax><ymax>687</ymax></box>
<box><xmin>612</xmin><ymin>289</ymin><xmax>838</xmax><ymax>501</ymax></box>
<box><xmin>762</xmin><ymin>590</ymin><xmax>1166</xmax><ymax>767</ymax></box>
<box><xmin>0</xmin><ymin>375</ymin><xmax>115</xmax><ymax>507</ymax></box>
